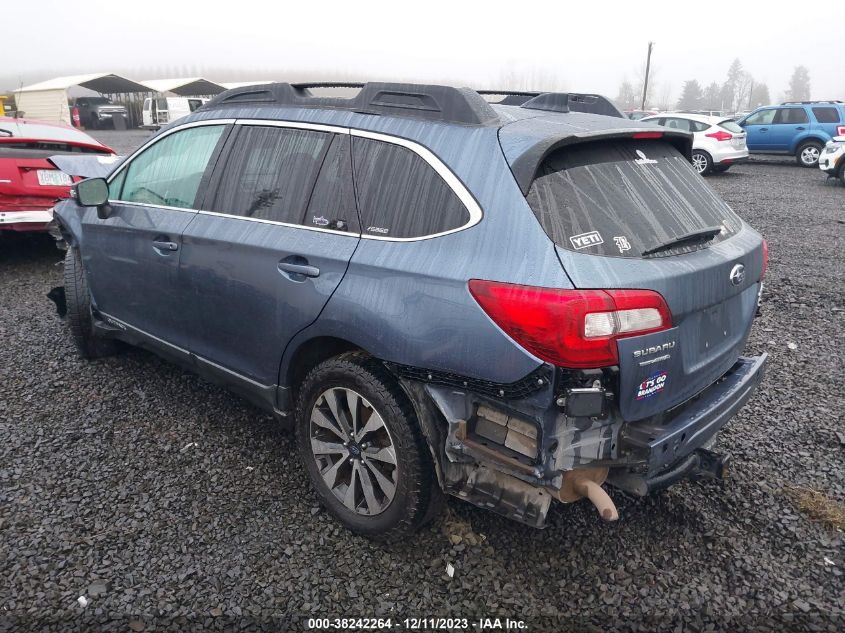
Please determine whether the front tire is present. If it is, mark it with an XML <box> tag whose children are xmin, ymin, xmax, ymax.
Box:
<box><xmin>796</xmin><ymin>141</ymin><xmax>822</xmax><ymax>167</ymax></box>
<box><xmin>295</xmin><ymin>353</ymin><xmax>441</xmax><ymax>539</ymax></box>
<box><xmin>63</xmin><ymin>248</ymin><xmax>119</xmax><ymax>359</ymax></box>
<box><xmin>691</xmin><ymin>150</ymin><xmax>713</xmax><ymax>175</ymax></box>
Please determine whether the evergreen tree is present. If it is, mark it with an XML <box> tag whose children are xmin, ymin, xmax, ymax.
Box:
<box><xmin>676</xmin><ymin>80</ymin><xmax>704</xmax><ymax>110</ymax></box>
<box><xmin>786</xmin><ymin>66</ymin><xmax>811</xmax><ymax>101</ymax></box>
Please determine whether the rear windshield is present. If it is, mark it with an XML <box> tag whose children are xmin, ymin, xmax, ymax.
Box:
<box><xmin>719</xmin><ymin>120</ymin><xmax>744</xmax><ymax>133</ymax></box>
<box><xmin>527</xmin><ymin>140</ymin><xmax>742</xmax><ymax>258</ymax></box>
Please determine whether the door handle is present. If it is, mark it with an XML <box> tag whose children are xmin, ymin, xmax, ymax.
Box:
<box><xmin>759</xmin><ymin>127</ymin><xmax>768</xmax><ymax>132</ymax></box>
<box><xmin>152</xmin><ymin>240</ymin><xmax>178</xmax><ymax>251</ymax></box>
<box><xmin>278</xmin><ymin>262</ymin><xmax>320</xmax><ymax>278</ymax></box>
<box><xmin>796</xmin><ymin>126</ymin><xmax>806</xmax><ymax>130</ymax></box>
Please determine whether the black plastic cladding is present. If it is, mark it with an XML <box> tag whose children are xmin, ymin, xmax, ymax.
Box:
<box><xmin>199</xmin><ymin>82</ymin><xmax>626</xmax><ymax>126</ymax></box>
<box><xmin>391</xmin><ymin>364</ymin><xmax>553</xmax><ymax>400</ymax></box>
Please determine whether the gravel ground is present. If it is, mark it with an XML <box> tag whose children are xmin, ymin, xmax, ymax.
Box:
<box><xmin>1</xmin><ymin>134</ymin><xmax>844</xmax><ymax>631</ymax></box>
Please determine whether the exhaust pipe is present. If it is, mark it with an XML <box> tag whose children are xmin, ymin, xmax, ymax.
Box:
<box><xmin>559</xmin><ymin>467</ymin><xmax>619</xmax><ymax>522</ymax></box>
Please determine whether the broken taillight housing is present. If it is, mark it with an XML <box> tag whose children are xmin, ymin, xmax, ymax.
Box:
<box><xmin>468</xmin><ymin>281</ymin><xmax>672</xmax><ymax>368</ymax></box>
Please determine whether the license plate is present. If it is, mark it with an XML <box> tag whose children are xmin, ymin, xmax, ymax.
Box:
<box><xmin>37</xmin><ymin>170</ymin><xmax>72</xmax><ymax>186</ymax></box>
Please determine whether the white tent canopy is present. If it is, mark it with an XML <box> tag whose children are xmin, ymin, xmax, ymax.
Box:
<box><xmin>14</xmin><ymin>73</ymin><xmax>150</xmax><ymax>124</ymax></box>
<box><xmin>219</xmin><ymin>81</ymin><xmax>274</xmax><ymax>90</ymax></box>
<box><xmin>141</xmin><ymin>78</ymin><xmax>226</xmax><ymax>96</ymax></box>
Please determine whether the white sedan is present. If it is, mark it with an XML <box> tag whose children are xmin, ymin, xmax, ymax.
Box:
<box><xmin>640</xmin><ymin>113</ymin><xmax>749</xmax><ymax>175</ymax></box>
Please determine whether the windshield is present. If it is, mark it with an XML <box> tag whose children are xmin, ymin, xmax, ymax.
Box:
<box><xmin>526</xmin><ymin>139</ymin><xmax>742</xmax><ymax>258</ymax></box>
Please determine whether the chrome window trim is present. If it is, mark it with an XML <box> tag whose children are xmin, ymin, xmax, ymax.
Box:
<box><xmin>350</xmin><ymin>129</ymin><xmax>483</xmax><ymax>242</ymax></box>
<box><xmin>106</xmin><ymin>117</ymin><xmax>484</xmax><ymax>242</ymax></box>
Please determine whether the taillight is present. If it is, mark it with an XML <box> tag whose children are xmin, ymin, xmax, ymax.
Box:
<box><xmin>837</xmin><ymin>125</ymin><xmax>845</xmax><ymax>136</ymax></box>
<box><xmin>705</xmin><ymin>130</ymin><xmax>733</xmax><ymax>142</ymax></box>
<box><xmin>761</xmin><ymin>239</ymin><xmax>768</xmax><ymax>279</ymax></box>
<box><xmin>468</xmin><ymin>281</ymin><xmax>672</xmax><ymax>368</ymax></box>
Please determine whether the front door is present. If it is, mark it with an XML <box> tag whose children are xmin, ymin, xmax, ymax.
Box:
<box><xmin>741</xmin><ymin>108</ymin><xmax>776</xmax><ymax>151</ymax></box>
<box><xmin>82</xmin><ymin>123</ymin><xmax>229</xmax><ymax>349</ymax></box>
<box><xmin>179</xmin><ymin>123</ymin><xmax>360</xmax><ymax>389</ymax></box>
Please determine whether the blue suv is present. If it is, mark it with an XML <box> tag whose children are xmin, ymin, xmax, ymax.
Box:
<box><xmin>51</xmin><ymin>82</ymin><xmax>767</xmax><ymax>537</ymax></box>
<box><xmin>738</xmin><ymin>101</ymin><xmax>845</xmax><ymax>167</ymax></box>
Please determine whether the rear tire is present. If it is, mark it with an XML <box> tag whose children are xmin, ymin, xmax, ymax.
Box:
<box><xmin>796</xmin><ymin>141</ymin><xmax>822</xmax><ymax>167</ymax></box>
<box><xmin>63</xmin><ymin>248</ymin><xmax>119</xmax><ymax>359</ymax></box>
<box><xmin>295</xmin><ymin>352</ymin><xmax>442</xmax><ymax>539</ymax></box>
<box><xmin>691</xmin><ymin>150</ymin><xmax>713</xmax><ymax>175</ymax></box>
<box><xmin>838</xmin><ymin>159</ymin><xmax>845</xmax><ymax>185</ymax></box>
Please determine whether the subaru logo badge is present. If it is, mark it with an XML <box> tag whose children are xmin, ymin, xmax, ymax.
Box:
<box><xmin>729</xmin><ymin>264</ymin><xmax>745</xmax><ymax>286</ymax></box>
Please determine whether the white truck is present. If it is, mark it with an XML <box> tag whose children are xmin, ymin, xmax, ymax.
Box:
<box><xmin>142</xmin><ymin>97</ymin><xmax>208</xmax><ymax>129</ymax></box>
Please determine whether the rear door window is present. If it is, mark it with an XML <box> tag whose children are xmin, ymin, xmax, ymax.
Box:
<box><xmin>208</xmin><ymin>125</ymin><xmax>331</xmax><ymax>224</ymax></box>
<box><xmin>526</xmin><ymin>139</ymin><xmax>742</xmax><ymax>258</ymax></box>
<box><xmin>773</xmin><ymin>108</ymin><xmax>809</xmax><ymax>124</ymax></box>
<box><xmin>352</xmin><ymin>137</ymin><xmax>469</xmax><ymax>238</ymax></box>
<box><xmin>812</xmin><ymin>107</ymin><xmax>841</xmax><ymax>123</ymax></box>
<box><xmin>304</xmin><ymin>134</ymin><xmax>359</xmax><ymax>232</ymax></box>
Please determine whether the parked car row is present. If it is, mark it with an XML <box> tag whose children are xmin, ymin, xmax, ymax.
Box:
<box><xmin>635</xmin><ymin>101</ymin><xmax>845</xmax><ymax>177</ymax></box>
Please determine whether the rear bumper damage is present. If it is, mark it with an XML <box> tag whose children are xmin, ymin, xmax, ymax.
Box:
<box><xmin>0</xmin><ymin>208</ymin><xmax>54</xmax><ymax>232</ymax></box>
<box><xmin>398</xmin><ymin>353</ymin><xmax>767</xmax><ymax>528</ymax></box>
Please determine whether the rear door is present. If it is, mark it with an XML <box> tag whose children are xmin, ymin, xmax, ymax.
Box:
<box><xmin>179</xmin><ymin>122</ymin><xmax>360</xmax><ymax>389</ymax></box>
<box><xmin>769</xmin><ymin>107</ymin><xmax>809</xmax><ymax>150</ymax></box>
<box><xmin>84</xmin><ymin>123</ymin><xmax>229</xmax><ymax>348</ymax></box>
<box><xmin>525</xmin><ymin>139</ymin><xmax>764</xmax><ymax>421</ymax></box>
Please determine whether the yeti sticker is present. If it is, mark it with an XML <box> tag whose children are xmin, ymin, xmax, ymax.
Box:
<box><xmin>636</xmin><ymin>370</ymin><xmax>667</xmax><ymax>400</ymax></box>
<box><xmin>569</xmin><ymin>231</ymin><xmax>603</xmax><ymax>250</ymax></box>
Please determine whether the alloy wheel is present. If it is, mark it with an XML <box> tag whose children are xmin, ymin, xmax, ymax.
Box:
<box><xmin>309</xmin><ymin>387</ymin><xmax>398</xmax><ymax>516</ymax></box>
<box><xmin>692</xmin><ymin>153</ymin><xmax>708</xmax><ymax>174</ymax></box>
<box><xmin>801</xmin><ymin>146</ymin><xmax>820</xmax><ymax>166</ymax></box>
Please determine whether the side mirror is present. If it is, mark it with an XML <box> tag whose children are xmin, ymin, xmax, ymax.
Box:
<box><xmin>72</xmin><ymin>177</ymin><xmax>111</xmax><ymax>219</ymax></box>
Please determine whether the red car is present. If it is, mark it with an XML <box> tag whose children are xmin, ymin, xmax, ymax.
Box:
<box><xmin>0</xmin><ymin>117</ymin><xmax>114</xmax><ymax>232</ymax></box>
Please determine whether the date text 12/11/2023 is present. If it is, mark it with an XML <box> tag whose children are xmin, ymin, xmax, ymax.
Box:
<box><xmin>306</xmin><ymin>617</ymin><xmax>528</xmax><ymax>630</ymax></box>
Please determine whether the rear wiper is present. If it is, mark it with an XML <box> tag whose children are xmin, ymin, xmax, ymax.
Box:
<box><xmin>641</xmin><ymin>225</ymin><xmax>723</xmax><ymax>256</ymax></box>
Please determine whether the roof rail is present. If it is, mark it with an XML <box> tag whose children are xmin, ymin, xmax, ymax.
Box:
<box><xmin>480</xmin><ymin>90</ymin><xmax>624</xmax><ymax>118</ymax></box>
<box><xmin>780</xmin><ymin>100</ymin><xmax>844</xmax><ymax>105</ymax></box>
<box><xmin>201</xmin><ymin>82</ymin><xmax>499</xmax><ymax>126</ymax></box>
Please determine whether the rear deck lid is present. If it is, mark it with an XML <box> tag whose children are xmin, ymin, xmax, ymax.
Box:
<box><xmin>523</xmin><ymin>137</ymin><xmax>764</xmax><ymax>421</ymax></box>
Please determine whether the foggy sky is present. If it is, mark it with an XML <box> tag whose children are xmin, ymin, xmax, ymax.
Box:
<box><xmin>4</xmin><ymin>0</ymin><xmax>844</xmax><ymax>103</ymax></box>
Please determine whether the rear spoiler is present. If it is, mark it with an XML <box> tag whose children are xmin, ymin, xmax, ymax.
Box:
<box><xmin>508</xmin><ymin>129</ymin><xmax>693</xmax><ymax>195</ymax></box>
<box><xmin>47</xmin><ymin>154</ymin><xmax>122</xmax><ymax>179</ymax></box>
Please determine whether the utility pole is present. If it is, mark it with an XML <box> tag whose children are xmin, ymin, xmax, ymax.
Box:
<box><xmin>640</xmin><ymin>41</ymin><xmax>654</xmax><ymax>111</ymax></box>
<box><xmin>747</xmin><ymin>80</ymin><xmax>754</xmax><ymax>110</ymax></box>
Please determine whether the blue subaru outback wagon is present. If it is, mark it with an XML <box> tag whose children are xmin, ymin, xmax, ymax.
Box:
<box><xmin>52</xmin><ymin>83</ymin><xmax>767</xmax><ymax>537</ymax></box>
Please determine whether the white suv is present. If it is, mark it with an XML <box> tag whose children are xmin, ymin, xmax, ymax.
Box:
<box><xmin>819</xmin><ymin>136</ymin><xmax>845</xmax><ymax>183</ymax></box>
<box><xmin>640</xmin><ymin>113</ymin><xmax>749</xmax><ymax>175</ymax></box>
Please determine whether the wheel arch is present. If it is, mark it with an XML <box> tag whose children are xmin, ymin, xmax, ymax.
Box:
<box><xmin>282</xmin><ymin>335</ymin><xmax>364</xmax><ymax>403</ymax></box>
<box><xmin>792</xmin><ymin>135</ymin><xmax>826</xmax><ymax>153</ymax></box>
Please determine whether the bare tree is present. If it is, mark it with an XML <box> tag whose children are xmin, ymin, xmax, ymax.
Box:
<box><xmin>703</xmin><ymin>81</ymin><xmax>722</xmax><ymax>110</ymax></box>
<box><xmin>615</xmin><ymin>79</ymin><xmax>639</xmax><ymax>110</ymax></box>
<box><xmin>749</xmin><ymin>83</ymin><xmax>772</xmax><ymax>108</ymax></box>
